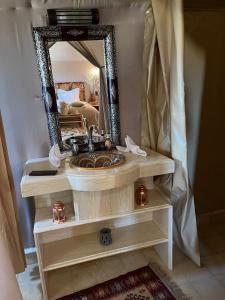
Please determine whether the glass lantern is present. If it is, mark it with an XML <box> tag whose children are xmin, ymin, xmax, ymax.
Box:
<box><xmin>53</xmin><ymin>201</ymin><xmax>66</xmax><ymax>224</ymax></box>
<box><xmin>135</xmin><ymin>185</ymin><xmax>148</xmax><ymax>207</ymax></box>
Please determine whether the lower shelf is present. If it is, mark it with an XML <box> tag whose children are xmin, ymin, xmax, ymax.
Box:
<box><xmin>46</xmin><ymin>248</ymin><xmax>155</xmax><ymax>300</ymax></box>
<box><xmin>42</xmin><ymin>220</ymin><xmax>168</xmax><ymax>272</ymax></box>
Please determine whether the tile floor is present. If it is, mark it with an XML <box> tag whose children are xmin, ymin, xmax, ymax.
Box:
<box><xmin>17</xmin><ymin>220</ymin><xmax>225</xmax><ymax>300</ymax></box>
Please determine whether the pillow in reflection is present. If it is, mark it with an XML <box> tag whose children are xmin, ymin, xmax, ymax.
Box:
<box><xmin>56</xmin><ymin>88</ymin><xmax>80</xmax><ymax>103</ymax></box>
<box><xmin>71</xmin><ymin>101</ymin><xmax>85</xmax><ymax>107</ymax></box>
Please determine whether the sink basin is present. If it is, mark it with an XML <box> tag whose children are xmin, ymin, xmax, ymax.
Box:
<box><xmin>70</xmin><ymin>151</ymin><xmax>125</xmax><ymax>170</ymax></box>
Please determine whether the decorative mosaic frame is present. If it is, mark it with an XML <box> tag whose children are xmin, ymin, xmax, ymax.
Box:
<box><xmin>33</xmin><ymin>25</ymin><xmax>121</xmax><ymax>149</ymax></box>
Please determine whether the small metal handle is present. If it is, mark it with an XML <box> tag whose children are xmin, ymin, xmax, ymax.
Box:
<box><xmin>88</xmin><ymin>143</ymin><xmax>95</xmax><ymax>153</ymax></box>
<box><xmin>72</xmin><ymin>143</ymin><xmax>79</xmax><ymax>155</ymax></box>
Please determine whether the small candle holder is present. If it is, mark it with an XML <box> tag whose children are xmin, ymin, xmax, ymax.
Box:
<box><xmin>100</xmin><ymin>228</ymin><xmax>112</xmax><ymax>246</ymax></box>
<box><xmin>53</xmin><ymin>201</ymin><xmax>66</xmax><ymax>224</ymax></box>
<box><xmin>135</xmin><ymin>185</ymin><xmax>148</xmax><ymax>207</ymax></box>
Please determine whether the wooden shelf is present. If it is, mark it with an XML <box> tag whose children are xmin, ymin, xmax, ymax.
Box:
<box><xmin>42</xmin><ymin>220</ymin><xmax>168</xmax><ymax>272</ymax></box>
<box><xmin>34</xmin><ymin>188</ymin><xmax>170</xmax><ymax>234</ymax></box>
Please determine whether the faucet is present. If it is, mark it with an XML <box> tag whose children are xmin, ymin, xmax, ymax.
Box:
<box><xmin>87</xmin><ymin>125</ymin><xmax>95</xmax><ymax>153</ymax></box>
<box><xmin>83</xmin><ymin>118</ymin><xmax>96</xmax><ymax>153</ymax></box>
<box><xmin>69</xmin><ymin>138</ymin><xmax>79</xmax><ymax>155</ymax></box>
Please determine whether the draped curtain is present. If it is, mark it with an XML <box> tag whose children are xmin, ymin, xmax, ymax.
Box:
<box><xmin>141</xmin><ymin>0</ymin><xmax>200</xmax><ymax>265</ymax></box>
<box><xmin>68</xmin><ymin>41</ymin><xmax>110</xmax><ymax>133</ymax></box>
<box><xmin>0</xmin><ymin>111</ymin><xmax>24</xmax><ymax>300</ymax></box>
<box><xmin>0</xmin><ymin>112</ymin><xmax>25</xmax><ymax>273</ymax></box>
<box><xmin>0</xmin><ymin>236</ymin><xmax>23</xmax><ymax>299</ymax></box>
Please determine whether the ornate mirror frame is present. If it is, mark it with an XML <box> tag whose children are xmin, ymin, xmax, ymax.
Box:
<box><xmin>33</xmin><ymin>25</ymin><xmax>120</xmax><ymax>149</ymax></box>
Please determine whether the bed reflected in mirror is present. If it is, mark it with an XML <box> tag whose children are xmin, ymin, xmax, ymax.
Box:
<box><xmin>49</xmin><ymin>40</ymin><xmax>105</xmax><ymax>148</ymax></box>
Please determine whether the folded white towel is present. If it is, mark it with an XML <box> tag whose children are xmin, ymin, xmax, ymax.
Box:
<box><xmin>49</xmin><ymin>144</ymin><xmax>71</xmax><ymax>168</ymax></box>
<box><xmin>116</xmin><ymin>135</ymin><xmax>147</xmax><ymax>157</ymax></box>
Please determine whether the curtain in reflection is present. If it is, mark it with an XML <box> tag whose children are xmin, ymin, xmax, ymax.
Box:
<box><xmin>48</xmin><ymin>41</ymin><xmax>55</xmax><ymax>48</ymax></box>
<box><xmin>68</xmin><ymin>41</ymin><xmax>110</xmax><ymax>133</ymax></box>
<box><xmin>141</xmin><ymin>0</ymin><xmax>200</xmax><ymax>265</ymax></box>
<box><xmin>0</xmin><ymin>112</ymin><xmax>25</xmax><ymax>273</ymax></box>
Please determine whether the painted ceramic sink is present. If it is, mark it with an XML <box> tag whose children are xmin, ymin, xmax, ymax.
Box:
<box><xmin>70</xmin><ymin>151</ymin><xmax>125</xmax><ymax>170</ymax></box>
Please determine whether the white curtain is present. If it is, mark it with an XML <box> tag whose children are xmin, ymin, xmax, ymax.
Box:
<box><xmin>0</xmin><ymin>237</ymin><xmax>23</xmax><ymax>300</ymax></box>
<box><xmin>141</xmin><ymin>0</ymin><xmax>200</xmax><ymax>265</ymax></box>
<box><xmin>0</xmin><ymin>113</ymin><xmax>24</xmax><ymax>297</ymax></box>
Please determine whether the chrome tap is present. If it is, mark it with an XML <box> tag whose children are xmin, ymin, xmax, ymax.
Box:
<box><xmin>83</xmin><ymin>118</ymin><xmax>96</xmax><ymax>153</ymax></box>
<box><xmin>88</xmin><ymin>126</ymin><xmax>95</xmax><ymax>153</ymax></box>
<box><xmin>69</xmin><ymin>138</ymin><xmax>79</xmax><ymax>155</ymax></box>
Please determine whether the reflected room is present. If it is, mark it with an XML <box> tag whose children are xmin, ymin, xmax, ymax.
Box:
<box><xmin>49</xmin><ymin>40</ymin><xmax>106</xmax><ymax>147</ymax></box>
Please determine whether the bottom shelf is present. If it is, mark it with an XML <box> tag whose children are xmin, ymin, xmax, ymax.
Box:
<box><xmin>43</xmin><ymin>220</ymin><xmax>168</xmax><ymax>272</ymax></box>
<box><xmin>46</xmin><ymin>248</ymin><xmax>158</xmax><ymax>300</ymax></box>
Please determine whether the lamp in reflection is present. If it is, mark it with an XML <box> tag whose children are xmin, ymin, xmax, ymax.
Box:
<box><xmin>88</xmin><ymin>67</ymin><xmax>100</xmax><ymax>103</ymax></box>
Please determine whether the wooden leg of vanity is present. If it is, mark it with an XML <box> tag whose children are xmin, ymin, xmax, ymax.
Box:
<box><xmin>34</xmin><ymin>233</ymin><xmax>48</xmax><ymax>300</ymax></box>
<box><xmin>153</xmin><ymin>207</ymin><xmax>173</xmax><ymax>270</ymax></box>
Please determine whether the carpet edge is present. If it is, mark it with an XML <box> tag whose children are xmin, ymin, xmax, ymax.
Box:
<box><xmin>149</xmin><ymin>262</ymin><xmax>190</xmax><ymax>300</ymax></box>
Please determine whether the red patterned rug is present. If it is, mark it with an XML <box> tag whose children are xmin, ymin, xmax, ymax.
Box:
<box><xmin>57</xmin><ymin>265</ymin><xmax>187</xmax><ymax>300</ymax></box>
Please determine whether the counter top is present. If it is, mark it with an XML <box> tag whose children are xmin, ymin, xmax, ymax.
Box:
<box><xmin>21</xmin><ymin>150</ymin><xmax>174</xmax><ymax>197</ymax></box>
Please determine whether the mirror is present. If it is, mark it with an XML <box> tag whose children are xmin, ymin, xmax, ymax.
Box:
<box><xmin>33</xmin><ymin>26</ymin><xmax>120</xmax><ymax>151</ymax></box>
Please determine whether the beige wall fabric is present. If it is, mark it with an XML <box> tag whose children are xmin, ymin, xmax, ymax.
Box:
<box><xmin>52</xmin><ymin>61</ymin><xmax>94</xmax><ymax>85</ymax></box>
<box><xmin>184</xmin><ymin>10</ymin><xmax>225</xmax><ymax>215</ymax></box>
<box><xmin>0</xmin><ymin>7</ymin><xmax>50</xmax><ymax>248</ymax></box>
<box><xmin>141</xmin><ymin>0</ymin><xmax>200</xmax><ymax>264</ymax></box>
<box><xmin>0</xmin><ymin>1</ymin><xmax>149</xmax><ymax>247</ymax></box>
<box><xmin>0</xmin><ymin>113</ymin><xmax>25</xmax><ymax>273</ymax></box>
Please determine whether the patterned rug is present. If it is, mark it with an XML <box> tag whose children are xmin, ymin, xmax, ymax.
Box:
<box><xmin>57</xmin><ymin>265</ymin><xmax>187</xmax><ymax>300</ymax></box>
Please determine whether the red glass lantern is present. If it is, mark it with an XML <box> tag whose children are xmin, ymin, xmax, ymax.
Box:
<box><xmin>53</xmin><ymin>201</ymin><xmax>66</xmax><ymax>224</ymax></box>
<box><xmin>135</xmin><ymin>185</ymin><xmax>148</xmax><ymax>207</ymax></box>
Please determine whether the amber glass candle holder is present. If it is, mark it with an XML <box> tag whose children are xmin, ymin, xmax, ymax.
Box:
<box><xmin>53</xmin><ymin>201</ymin><xmax>66</xmax><ymax>224</ymax></box>
<box><xmin>135</xmin><ymin>185</ymin><xmax>148</xmax><ymax>207</ymax></box>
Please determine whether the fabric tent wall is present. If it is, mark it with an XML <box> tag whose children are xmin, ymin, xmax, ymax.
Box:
<box><xmin>184</xmin><ymin>10</ymin><xmax>225</xmax><ymax>214</ymax></box>
<box><xmin>51</xmin><ymin>61</ymin><xmax>95</xmax><ymax>84</ymax></box>
<box><xmin>0</xmin><ymin>1</ymin><xmax>149</xmax><ymax>247</ymax></box>
<box><xmin>141</xmin><ymin>0</ymin><xmax>200</xmax><ymax>265</ymax></box>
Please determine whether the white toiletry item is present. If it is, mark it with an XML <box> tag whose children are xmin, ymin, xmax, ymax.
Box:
<box><xmin>116</xmin><ymin>135</ymin><xmax>147</xmax><ymax>157</ymax></box>
<box><xmin>49</xmin><ymin>144</ymin><xmax>71</xmax><ymax>168</ymax></box>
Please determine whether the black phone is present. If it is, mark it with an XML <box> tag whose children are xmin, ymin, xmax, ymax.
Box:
<box><xmin>29</xmin><ymin>170</ymin><xmax>58</xmax><ymax>176</ymax></box>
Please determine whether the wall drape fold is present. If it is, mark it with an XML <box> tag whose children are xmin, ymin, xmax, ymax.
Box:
<box><xmin>141</xmin><ymin>0</ymin><xmax>200</xmax><ymax>265</ymax></box>
<box><xmin>0</xmin><ymin>236</ymin><xmax>23</xmax><ymax>299</ymax></box>
<box><xmin>0</xmin><ymin>113</ymin><xmax>25</xmax><ymax>273</ymax></box>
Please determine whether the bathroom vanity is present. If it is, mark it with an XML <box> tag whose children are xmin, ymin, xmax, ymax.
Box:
<box><xmin>21</xmin><ymin>150</ymin><xmax>174</xmax><ymax>300</ymax></box>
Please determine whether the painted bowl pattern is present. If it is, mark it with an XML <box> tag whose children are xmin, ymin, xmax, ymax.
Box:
<box><xmin>70</xmin><ymin>151</ymin><xmax>125</xmax><ymax>170</ymax></box>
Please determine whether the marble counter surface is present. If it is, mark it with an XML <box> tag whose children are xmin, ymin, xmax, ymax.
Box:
<box><xmin>21</xmin><ymin>150</ymin><xmax>174</xmax><ymax>197</ymax></box>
